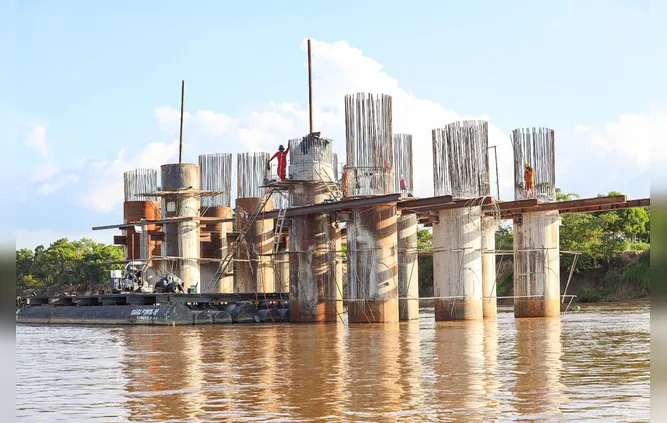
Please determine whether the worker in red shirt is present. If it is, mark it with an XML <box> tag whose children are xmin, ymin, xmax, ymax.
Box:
<box><xmin>269</xmin><ymin>144</ymin><xmax>290</xmax><ymax>180</ymax></box>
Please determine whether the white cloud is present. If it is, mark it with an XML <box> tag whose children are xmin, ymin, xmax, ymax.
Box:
<box><xmin>25</xmin><ymin>123</ymin><xmax>48</xmax><ymax>156</ymax></box>
<box><xmin>29</xmin><ymin>163</ymin><xmax>60</xmax><ymax>182</ymax></box>
<box><xmin>195</xmin><ymin>110</ymin><xmax>238</xmax><ymax>138</ymax></box>
<box><xmin>79</xmin><ymin>141</ymin><xmax>179</xmax><ymax>213</ymax></box>
<box><xmin>576</xmin><ymin>112</ymin><xmax>665</xmax><ymax>170</ymax></box>
<box><xmin>38</xmin><ymin>173</ymin><xmax>79</xmax><ymax>195</ymax></box>
<box><xmin>155</xmin><ymin>105</ymin><xmax>191</xmax><ymax>134</ymax></box>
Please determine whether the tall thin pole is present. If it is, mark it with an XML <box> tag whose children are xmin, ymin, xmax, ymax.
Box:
<box><xmin>179</xmin><ymin>80</ymin><xmax>185</xmax><ymax>164</ymax></box>
<box><xmin>492</xmin><ymin>146</ymin><xmax>500</xmax><ymax>200</ymax></box>
<box><xmin>307</xmin><ymin>39</ymin><xmax>313</xmax><ymax>133</ymax></box>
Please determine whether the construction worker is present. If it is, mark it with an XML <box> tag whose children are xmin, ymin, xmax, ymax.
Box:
<box><xmin>269</xmin><ymin>144</ymin><xmax>290</xmax><ymax>180</ymax></box>
<box><xmin>399</xmin><ymin>174</ymin><xmax>407</xmax><ymax>197</ymax></box>
<box><xmin>524</xmin><ymin>162</ymin><xmax>535</xmax><ymax>199</ymax></box>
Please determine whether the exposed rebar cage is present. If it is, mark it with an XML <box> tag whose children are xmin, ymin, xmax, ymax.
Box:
<box><xmin>288</xmin><ymin>134</ymin><xmax>336</xmax><ymax>182</ymax></box>
<box><xmin>333</xmin><ymin>153</ymin><xmax>339</xmax><ymax>181</ymax></box>
<box><xmin>511</xmin><ymin>128</ymin><xmax>556</xmax><ymax>203</ymax></box>
<box><xmin>344</xmin><ymin>93</ymin><xmax>393</xmax><ymax>196</ymax></box>
<box><xmin>237</xmin><ymin>152</ymin><xmax>271</xmax><ymax>199</ymax></box>
<box><xmin>272</xmin><ymin>190</ymin><xmax>289</xmax><ymax>210</ymax></box>
<box><xmin>124</xmin><ymin>169</ymin><xmax>158</xmax><ymax>201</ymax></box>
<box><xmin>199</xmin><ymin>153</ymin><xmax>232</xmax><ymax>207</ymax></box>
<box><xmin>432</xmin><ymin>120</ymin><xmax>490</xmax><ymax>198</ymax></box>
<box><xmin>393</xmin><ymin>134</ymin><xmax>413</xmax><ymax>196</ymax></box>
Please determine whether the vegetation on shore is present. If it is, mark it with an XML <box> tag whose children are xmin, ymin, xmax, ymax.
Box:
<box><xmin>16</xmin><ymin>238</ymin><xmax>123</xmax><ymax>296</ymax></box>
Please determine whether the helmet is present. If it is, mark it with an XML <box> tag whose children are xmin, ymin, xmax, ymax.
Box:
<box><xmin>278</xmin><ymin>144</ymin><xmax>285</xmax><ymax>152</ymax></box>
<box><xmin>525</xmin><ymin>162</ymin><xmax>530</xmax><ymax>168</ymax></box>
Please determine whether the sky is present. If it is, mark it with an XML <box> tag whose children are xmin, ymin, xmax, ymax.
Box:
<box><xmin>4</xmin><ymin>0</ymin><xmax>663</xmax><ymax>249</ymax></box>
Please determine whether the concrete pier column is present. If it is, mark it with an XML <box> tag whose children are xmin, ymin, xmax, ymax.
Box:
<box><xmin>347</xmin><ymin>204</ymin><xmax>399</xmax><ymax>323</ymax></box>
<box><xmin>481</xmin><ymin>216</ymin><xmax>498</xmax><ymax>318</ymax></box>
<box><xmin>273</xmin><ymin>252</ymin><xmax>290</xmax><ymax>293</ymax></box>
<box><xmin>200</xmin><ymin>206</ymin><xmax>233</xmax><ymax>293</ymax></box>
<box><xmin>513</xmin><ymin>211</ymin><xmax>561</xmax><ymax>318</ymax></box>
<box><xmin>161</xmin><ymin>163</ymin><xmax>201</xmax><ymax>293</ymax></box>
<box><xmin>433</xmin><ymin>206</ymin><xmax>483</xmax><ymax>321</ymax></box>
<box><xmin>235</xmin><ymin>197</ymin><xmax>275</xmax><ymax>293</ymax></box>
<box><xmin>397</xmin><ymin>214</ymin><xmax>419</xmax><ymax>320</ymax></box>
<box><xmin>289</xmin><ymin>183</ymin><xmax>342</xmax><ymax>322</ymax></box>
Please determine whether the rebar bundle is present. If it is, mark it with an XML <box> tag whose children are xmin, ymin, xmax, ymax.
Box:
<box><xmin>288</xmin><ymin>134</ymin><xmax>335</xmax><ymax>182</ymax></box>
<box><xmin>199</xmin><ymin>153</ymin><xmax>232</xmax><ymax>207</ymax></box>
<box><xmin>237</xmin><ymin>152</ymin><xmax>271</xmax><ymax>198</ymax></box>
<box><xmin>432</xmin><ymin>120</ymin><xmax>490</xmax><ymax>198</ymax></box>
<box><xmin>333</xmin><ymin>153</ymin><xmax>339</xmax><ymax>181</ymax></box>
<box><xmin>123</xmin><ymin>168</ymin><xmax>158</xmax><ymax>201</ymax></box>
<box><xmin>392</xmin><ymin>134</ymin><xmax>413</xmax><ymax>195</ymax></box>
<box><xmin>511</xmin><ymin>128</ymin><xmax>556</xmax><ymax>203</ymax></box>
<box><xmin>344</xmin><ymin>93</ymin><xmax>393</xmax><ymax>196</ymax></box>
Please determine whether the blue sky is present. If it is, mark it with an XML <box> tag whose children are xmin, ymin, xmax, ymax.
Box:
<box><xmin>5</xmin><ymin>0</ymin><xmax>662</xmax><ymax>248</ymax></box>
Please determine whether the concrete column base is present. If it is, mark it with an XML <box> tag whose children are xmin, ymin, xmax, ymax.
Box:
<box><xmin>399</xmin><ymin>299</ymin><xmax>419</xmax><ymax>321</ymax></box>
<box><xmin>435</xmin><ymin>298</ymin><xmax>483</xmax><ymax>321</ymax></box>
<box><xmin>288</xmin><ymin>301</ymin><xmax>342</xmax><ymax>323</ymax></box>
<box><xmin>348</xmin><ymin>299</ymin><xmax>399</xmax><ymax>323</ymax></box>
<box><xmin>514</xmin><ymin>298</ymin><xmax>560</xmax><ymax>318</ymax></box>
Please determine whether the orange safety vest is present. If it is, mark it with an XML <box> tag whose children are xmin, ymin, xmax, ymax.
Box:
<box><xmin>524</xmin><ymin>168</ymin><xmax>535</xmax><ymax>185</ymax></box>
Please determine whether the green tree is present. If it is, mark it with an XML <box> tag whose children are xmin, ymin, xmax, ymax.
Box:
<box><xmin>16</xmin><ymin>248</ymin><xmax>35</xmax><ymax>293</ymax></box>
<box><xmin>558</xmin><ymin>189</ymin><xmax>649</xmax><ymax>269</ymax></box>
<box><xmin>26</xmin><ymin>238</ymin><xmax>124</xmax><ymax>293</ymax></box>
<box><xmin>417</xmin><ymin>228</ymin><xmax>434</xmax><ymax>297</ymax></box>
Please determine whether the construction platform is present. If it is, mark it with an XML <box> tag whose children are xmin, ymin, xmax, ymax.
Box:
<box><xmin>16</xmin><ymin>293</ymin><xmax>289</xmax><ymax>326</ymax></box>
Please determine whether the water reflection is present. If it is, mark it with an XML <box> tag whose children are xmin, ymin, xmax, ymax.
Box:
<box><xmin>433</xmin><ymin>321</ymin><xmax>487</xmax><ymax>422</ymax></box>
<box><xmin>511</xmin><ymin>317</ymin><xmax>567</xmax><ymax>420</ymax></box>
<box><xmin>16</xmin><ymin>303</ymin><xmax>651</xmax><ymax>422</ymax></box>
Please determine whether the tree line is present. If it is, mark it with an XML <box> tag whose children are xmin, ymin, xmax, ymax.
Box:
<box><xmin>16</xmin><ymin>238</ymin><xmax>124</xmax><ymax>295</ymax></box>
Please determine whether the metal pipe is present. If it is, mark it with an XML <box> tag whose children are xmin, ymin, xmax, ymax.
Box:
<box><xmin>179</xmin><ymin>80</ymin><xmax>185</xmax><ymax>164</ymax></box>
<box><xmin>308</xmin><ymin>39</ymin><xmax>313</xmax><ymax>133</ymax></box>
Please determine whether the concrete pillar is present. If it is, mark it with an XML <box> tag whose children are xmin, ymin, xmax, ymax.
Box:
<box><xmin>513</xmin><ymin>210</ymin><xmax>561</xmax><ymax>318</ymax></box>
<box><xmin>273</xmin><ymin>252</ymin><xmax>290</xmax><ymax>293</ymax></box>
<box><xmin>347</xmin><ymin>204</ymin><xmax>399</xmax><ymax>323</ymax></box>
<box><xmin>289</xmin><ymin>183</ymin><xmax>342</xmax><ymax>322</ymax></box>
<box><xmin>235</xmin><ymin>197</ymin><xmax>274</xmax><ymax>293</ymax></box>
<box><xmin>397</xmin><ymin>214</ymin><xmax>419</xmax><ymax>320</ymax></box>
<box><xmin>481</xmin><ymin>216</ymin><xmax>498</xmax><ymax>318</ymax></box>
<box><xmin>200</xmin><ymin>206</ymin><xmax>233</xmax><ymax>293</ymax></box>
<box><xmin>432</xmin><ymin>206</ymin><xmax>483</xmax><ymax>321</ymax></box>
<box><xmin>161</xmin><ymin>164</ymin><xmax>200</xmax><ymax>292</ymax></box>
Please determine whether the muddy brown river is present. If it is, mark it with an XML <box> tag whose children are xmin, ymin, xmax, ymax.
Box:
<box><xmin>16</xmin><ymin>302</ymin><xmax>650</xmax><ymax>422</ymax></box>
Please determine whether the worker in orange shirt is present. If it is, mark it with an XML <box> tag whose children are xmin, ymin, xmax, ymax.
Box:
<box><xmin>269</xmin><ymin>144</ymin><xmax>290</xmax><ymax>180</ymax></box>
<box><xmin>524</xmin><ymin>162</ymin><xmax>535</xmax><ymax>199</ymax></box>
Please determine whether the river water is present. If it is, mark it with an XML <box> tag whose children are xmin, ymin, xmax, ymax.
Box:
<box><xmin>16</xmin><ymin>302</ymin><xmax>650</xmax><ymax>422</ymax></box>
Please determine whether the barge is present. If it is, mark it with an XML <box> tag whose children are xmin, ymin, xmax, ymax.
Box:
<box><xmin>16</xmin><ymin>292</ymin><xmax>290</xmax><ymax>326</ymax></box>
